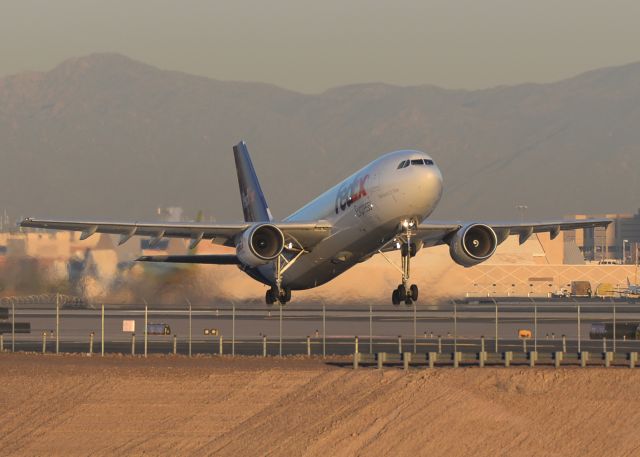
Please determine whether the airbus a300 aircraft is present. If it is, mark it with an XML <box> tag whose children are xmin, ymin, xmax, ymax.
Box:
<box><xmin>21</xmin><ymin>142</ymin><xmax>610</xmax><ymax>305</ymax></box>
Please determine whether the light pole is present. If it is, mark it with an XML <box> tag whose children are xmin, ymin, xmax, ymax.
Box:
<box><xmin>623</xmin><ymin>239</ymin><xmax>629</xmax><ymax>264</ymax></box>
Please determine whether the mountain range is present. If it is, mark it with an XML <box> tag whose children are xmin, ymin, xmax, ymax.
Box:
<box><xmin>1</xmin><ymin>53</ymin><xmax>638</xmax><ymax>223</ymax></box>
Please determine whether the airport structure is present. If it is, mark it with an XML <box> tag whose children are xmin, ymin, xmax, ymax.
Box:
<box><xmin>569</xmin><ymin>210</ymin><xmax>640</xmax><ymax>263</ymax></box>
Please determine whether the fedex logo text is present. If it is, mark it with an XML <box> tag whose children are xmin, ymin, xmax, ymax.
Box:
<box><xmin>335</xmin><ymin>174</ymin><xmax>369</xmax><ymax>214</ymax></box>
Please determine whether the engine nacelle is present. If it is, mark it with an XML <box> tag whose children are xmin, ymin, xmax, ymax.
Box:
<box><xmin>236</xmin><ymin>223</ymin><xmax>285</xmax><ymax>267</ymax></box>
<box><xmin>449</xmin><ymin>223</ymin><xmax>498</xmax><ymax>267</ymax></box>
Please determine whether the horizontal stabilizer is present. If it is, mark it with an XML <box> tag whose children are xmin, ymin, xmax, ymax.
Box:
<box><xmin>136</xmin><ymin>254</ymin><xmax>241</xmax><ymax>265</ymax></box>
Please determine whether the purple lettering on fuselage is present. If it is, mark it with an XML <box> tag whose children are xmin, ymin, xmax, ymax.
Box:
<box><xmin>335</xmin><ymin>174</ymin><xmax>369</xmax><ymax>214</ymax></box>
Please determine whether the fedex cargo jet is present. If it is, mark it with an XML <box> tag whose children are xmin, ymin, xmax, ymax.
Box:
<box><xmin>21</xmin><ymin>142</ymin><xmax>610</xmax><ymax>305</ymax></box>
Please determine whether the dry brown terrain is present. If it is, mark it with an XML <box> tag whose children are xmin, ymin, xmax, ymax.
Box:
<box><xmin>2</xmin><ymin>353</ymin><xmax>640</xmax><ymax>456</ymax></box>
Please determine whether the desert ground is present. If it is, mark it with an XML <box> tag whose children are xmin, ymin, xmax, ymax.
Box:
<box><xmin>2</xmin><ymin>353</ymin><xmax>640</xmax><ymax>456</ymax></box>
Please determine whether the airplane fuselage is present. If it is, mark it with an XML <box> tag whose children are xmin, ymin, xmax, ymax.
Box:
<box><xmin>248</xmin><ymin>150</ymin><xmax>443</xmax><ymax>290</ymax></box>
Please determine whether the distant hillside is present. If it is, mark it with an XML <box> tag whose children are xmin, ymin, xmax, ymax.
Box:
<box><xmin>1</xmin><ymin>53</ymin><xmax>638</xmax><ymax>222</ymax></box>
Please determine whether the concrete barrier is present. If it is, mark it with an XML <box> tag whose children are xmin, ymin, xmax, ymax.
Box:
<box><xmin>403</xmin><ymin>352</ymin><xmax>411</xmax><ymax>370</ymax></box>
<box><xmin>453</xmin><ymin>352</ymin><xmax>461</xmax><ymax>368</ymax></box>
<box><xmin>428</xmin><ymin>352</ymin><xmax>437</xmax><ymax>368</ymax></box>
<box><xmin>580</xmin><ymin>351</ymin><xmax>589</xmax><ymax>368</ymax></box>
<box><xmin>554</xmin><ymin>351</ymin><xmax>563</xmax><ymax>368</ymax></box>
<box><xmin>604</xmin><ymin>351</ymin><xmax>613</xmax><ymax>367</ymax></box>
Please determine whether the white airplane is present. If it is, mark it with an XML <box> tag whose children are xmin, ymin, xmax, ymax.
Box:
<box><xmin>21</xmin><ymin>142</ymin><xmax>611</xmax><ymax>305</ymax></box>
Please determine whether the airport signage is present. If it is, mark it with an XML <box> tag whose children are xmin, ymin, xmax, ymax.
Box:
<box><xmin>122</xmin><ymin>320</ymin><xmax>135</xmax><ymax>333</ymax></box>
<box><xmin>518</xmin><ymin>329</ymin><xmax>532</xmax><ymax>339</ymax></box>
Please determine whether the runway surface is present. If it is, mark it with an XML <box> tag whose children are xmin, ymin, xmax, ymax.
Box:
<box><xmin>4</xmin><ymin>298</ymin><xmax>640</xmax><ymax>355</ymax></box>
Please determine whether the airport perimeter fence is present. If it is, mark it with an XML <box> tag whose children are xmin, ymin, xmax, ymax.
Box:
<box><xmin>2</xmin><ymin>296</ymin><xmax>640</xmax><ymax>365</ymax></box>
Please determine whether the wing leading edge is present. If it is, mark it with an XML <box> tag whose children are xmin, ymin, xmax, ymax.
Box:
<box><xmin>413</xmin><ymin>218</ymin><xmax>612</xmax><ymax>248</ymax></box>
<box><xmin>19</xmin><ymin>218</ymin><xmax>332</xmax><ymax>251</ymax></box>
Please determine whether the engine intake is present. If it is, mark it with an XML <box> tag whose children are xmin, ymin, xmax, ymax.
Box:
<box><xmin>449</xmin><ymin>224</ymin><xmax>498</xmax><ymax>267</ymax></box>
<box><xmin>236</xmin><ymin>224</ymin><xmax>285</xmax><ymax>267</ymax></box>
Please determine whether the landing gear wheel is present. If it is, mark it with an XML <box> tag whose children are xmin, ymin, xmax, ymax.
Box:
<box><xmin>396</xmin><ymin>285</ymin><xmax>407</xmax><ymax>301</ymax></box>
<box><xmin>265</xmin><ymin>289</ymin><xmax>276</xmax><ymax>305</ymax></box>
<box><xmin>392</xmin><ymin>289</ymin><xmax>400</xmax><ymax>305</ymax></box>
<box><xmin>410</xmin><ymin>284</ymin><xmax>419</xmax><ymax>301</ymax></box>
<box><xmin>404</xmin><ymin>296</ymin><xmax>413</xmax><ymax>306</ymax></box>
<box><xmin>274</xmin><ymin>287</ymin><xmax>291</xmax><ymax>306</ymax></box>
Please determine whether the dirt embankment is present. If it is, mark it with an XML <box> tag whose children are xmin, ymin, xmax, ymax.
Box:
<box><xmin>2</xmin><ymin>354</ymin><xmax>640</xmax><ymax>456</ymax></box>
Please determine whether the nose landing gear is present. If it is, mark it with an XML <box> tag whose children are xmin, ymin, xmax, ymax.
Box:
<box><xmin>391</xmin><ymin>244</ymin><xmax>419</xmax><ymax>305</ymax></box>
<box><xmin>380</xmin><ymin>219</ymin><xmax>421</xmax><ymax>306</ymax></box>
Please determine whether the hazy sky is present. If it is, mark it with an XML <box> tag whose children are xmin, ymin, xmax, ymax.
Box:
<box><xmin>2</xmin><ymin>0</ymin><xmax>639</xmax><ymax>93</ymax></box>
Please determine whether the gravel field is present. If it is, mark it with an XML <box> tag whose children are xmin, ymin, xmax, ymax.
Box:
<box><xmin>2</xmin><ymin>353</ymin><xmax>640</xmax><ymax>456</ymax></box>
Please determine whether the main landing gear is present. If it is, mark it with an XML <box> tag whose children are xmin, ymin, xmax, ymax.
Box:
<box><xmin>265</xmin><ymin>286</ymin><xmax>291</xmax><ymax>305</ymax></box>
<box><xmin>265</xmin><ymin>245</ymin><xmax>305</xmax><ymax>306</ymax></box>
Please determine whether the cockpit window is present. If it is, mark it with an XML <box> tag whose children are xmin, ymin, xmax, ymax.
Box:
<box><xmin>399</xmin><ymin>158</ymin><xmax>434</xmax><ymax>168</ymax></box>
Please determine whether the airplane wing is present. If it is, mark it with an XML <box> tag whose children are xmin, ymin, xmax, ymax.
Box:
<box><xmin>411</xmin><ymin>218</ymin><xmax>612</xmax><ymax>248</ymax></box>
<box><xmin>19</xmin><ymin>218</ymin><xmax>332</xmax><ymax>251</ymax></box>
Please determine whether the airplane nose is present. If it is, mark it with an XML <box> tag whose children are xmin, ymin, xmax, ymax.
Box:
<box><xmin>421</xmin><ymin>165</ymin><xmax>443</xmax><ymax>209</ymax></box>
<box><xmin>422</xmin><ymin>164</ymin><xmax>442</xmax><ymax>189</ymax></box>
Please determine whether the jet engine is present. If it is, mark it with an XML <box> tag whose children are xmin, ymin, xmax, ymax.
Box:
<box><xmin>236</xmin><ymin>223</ymin><xmax>285</xmax><ymax>267</ymax></box>
<box><xmin>448</xmin><ymin>224</ymin><xmax>498</xmax><ymax>267</ymax></box>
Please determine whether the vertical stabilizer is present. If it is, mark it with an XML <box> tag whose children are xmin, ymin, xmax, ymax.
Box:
<box><xmin>233</xmin><ymin>141</ymin><xmax>273</xmax><ymax>222</ymax></box>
